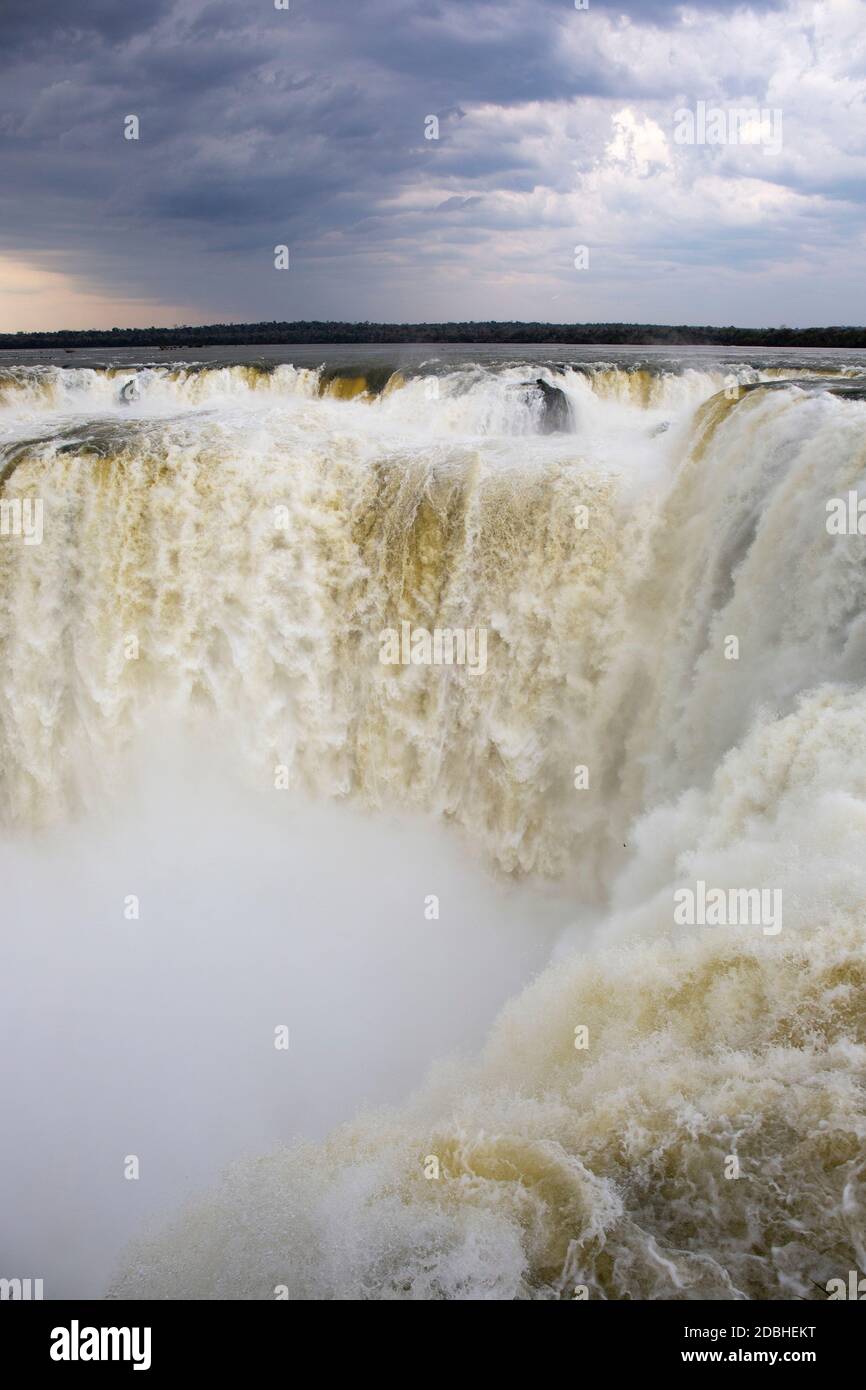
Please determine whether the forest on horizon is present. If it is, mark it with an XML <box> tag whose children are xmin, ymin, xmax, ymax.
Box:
<box><xmin>2</xmin><ymin>320</ymin><xmax>866</xmax><ymax>350</ymax></box>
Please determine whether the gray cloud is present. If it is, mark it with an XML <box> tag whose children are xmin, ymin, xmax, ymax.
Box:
<box><xmin>433</xmin><ymin>196</ymin><xmax>484</xmax><ymax>212</ymax></box>
<box><xmin>0</xmin><ymin>0</ymin><xmax>859</xmax><ymax>328</ymax></box>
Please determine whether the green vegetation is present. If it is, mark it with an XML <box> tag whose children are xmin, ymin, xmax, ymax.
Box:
<box><xmin>2</xmin><ymin>320</ymin><xmax>865</xmax><ymax>349</ymax></box>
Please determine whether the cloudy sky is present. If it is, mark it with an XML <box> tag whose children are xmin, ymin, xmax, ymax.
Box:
<box><xmin>0</xmin><ymin>0</ymin><xmax>863</xmax><ymax>331</ymax></box>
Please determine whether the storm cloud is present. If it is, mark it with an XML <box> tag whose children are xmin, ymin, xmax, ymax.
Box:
<box><xmin>0</xmin><ymin>0</ymin><xmax>863</xmax><ymax>329</ymax></box>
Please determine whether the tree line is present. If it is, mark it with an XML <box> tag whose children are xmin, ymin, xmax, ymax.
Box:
<box><xmin>2</xmin><ymin>320</ymin><xmax>865</xmax><ymax>349</ymax></box>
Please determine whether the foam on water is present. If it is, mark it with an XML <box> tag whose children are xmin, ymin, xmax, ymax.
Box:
<box><xmin>1</xmin><ymin>356</ymin><xmax>865</xmax><ymax>1298</ymax></box>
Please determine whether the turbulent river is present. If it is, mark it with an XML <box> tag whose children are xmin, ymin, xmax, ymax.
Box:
<box><xmin>1</xmin><ymin>344</ymin><xmax>865</xmax><ymax>1299</ymax></box>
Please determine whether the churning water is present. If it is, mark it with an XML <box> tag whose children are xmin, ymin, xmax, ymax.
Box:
<box><xmin>2</xmin><ymin>344</ymin><xmax>865</xmax><ymax>1299</ymax></box>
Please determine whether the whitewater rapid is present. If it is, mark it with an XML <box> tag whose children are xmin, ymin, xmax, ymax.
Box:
<box><xmin>1</xmin><ymin>352</ymin><xmax>865</xmax><ymax>1299</ymax></box>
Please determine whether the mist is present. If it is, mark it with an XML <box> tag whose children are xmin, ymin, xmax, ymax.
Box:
<box><xmin>0</xmin><ymin>728</ymin><xmax>570</xmax><ymax>1296</ymax></box>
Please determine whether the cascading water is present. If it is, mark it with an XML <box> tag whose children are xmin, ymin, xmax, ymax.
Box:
<box><xmin>2</xmin><ymin>349</ymin><xmax>865</xmax><ymax>1299</ymax></box>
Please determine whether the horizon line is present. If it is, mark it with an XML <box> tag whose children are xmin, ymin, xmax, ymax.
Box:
<box><xmin>3</xmin><ymin>317</ymin><xmax>866</xmax><ymax>335</ymax></box>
